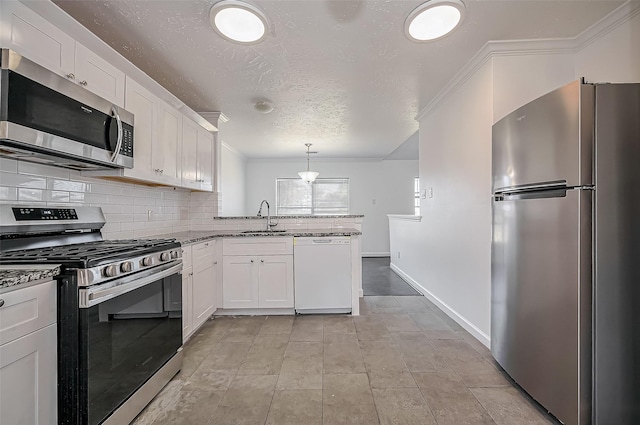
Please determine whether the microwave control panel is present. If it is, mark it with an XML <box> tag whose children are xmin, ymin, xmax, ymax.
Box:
<box><xmin>119</xmin><ymin>124</ymin><xmax>134</xmax><ymax>158</ymax></box>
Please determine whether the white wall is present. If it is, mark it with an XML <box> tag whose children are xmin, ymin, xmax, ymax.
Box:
<box><xmin>393</xmin><ymin>61</ymin><xmax>495</xmax><ymax>344</ymax></box>
<box><xmin>576</xmin><ymin>8</ymin><xmax>640</xmax><ymax>83</ymax></box>
<box><xmin>220</xmin><ymin>143</ymin><xmax>246</xmax><ymax>216</ymax></box>
<box><xmin>390</xmin><ymin>6</ymin><xmax>640</xmax><ymax>347</ymax></box>
<box><xmin>245</xmin><ymin>159</ymin><xmax>418</xmax><ymax>255</ymax></box>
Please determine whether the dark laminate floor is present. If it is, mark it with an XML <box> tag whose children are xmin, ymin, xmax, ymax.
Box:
<box><xmin>132</xmin><ymin>296</ymin><xmax>560</xmax><ymax>425</ymax></box>
<box><xmin>362</xmin><ymin>257</ymin><xmax>421</xmax><ymax>296</ymax></box>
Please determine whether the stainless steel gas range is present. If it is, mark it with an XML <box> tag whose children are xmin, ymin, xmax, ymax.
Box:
<box><xmin>0</xmin><ymin>205</ymin><xmax>183</xmax><ymax>425</ymax></box>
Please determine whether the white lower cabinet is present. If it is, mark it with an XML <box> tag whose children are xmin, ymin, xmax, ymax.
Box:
<box><xmin>222</xmin><ymin>256</ymin><xmax>258</xmax><ymax>308</ymax></box>
<box><xmin>222</xmin><ymin>238</ymin><xmax>294</xmax><ymax>310</ymax></box>
<box><xmin>182</xmin><ymin>240</ymin><xmax>218</xmax><ymax>342</ymax></box>
<box><xmin>0</xmin><ymin>281</ymin><xmax>57</xmax><ymax>425</ymax></box>
<box><xmin>257</xmin><ymin>255</ymin><xmax>294</xmax><ymax>308</ymax></box>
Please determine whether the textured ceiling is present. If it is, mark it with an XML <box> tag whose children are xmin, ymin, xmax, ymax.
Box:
<box><xmin>52</xmin><ymin>0</ymin><xmax>621</xmax><ymax>159</ymax></box>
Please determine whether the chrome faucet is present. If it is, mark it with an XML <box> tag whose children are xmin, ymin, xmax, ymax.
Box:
<box><xmin>257</xmin><ymin>200</ymin><xmax>277</xmax><ymax>230</ymax></box>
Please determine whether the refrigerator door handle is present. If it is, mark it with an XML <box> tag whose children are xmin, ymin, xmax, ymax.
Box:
<box><xmin>495</xmin><ymin>187</ymin><xmax>568</xmax><ymax>201</ymax></box>
<box><xmin>494</xmin><ymin>180</ymin><xmax>567</xmax><ymax>195</ymax></box>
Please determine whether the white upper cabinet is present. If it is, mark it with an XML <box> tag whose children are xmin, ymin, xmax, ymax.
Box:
<box><xmin>182</xmin><ymin>117</ymin><xmax>214</xmax><ymax>191</ymax></box>
<box><xmin>0</xmin><ymin>2</ymin><xmax>125</xmax><ymax>107</ymax></box>
<box><xmin>123</xmin><ymin>77</ymin><xmax>157</xmax><ymax>181</ymax></box>
<box><xmin>196</xmin><ymin>126</ymin><xmax>214</xmax><ymax>192</ymax></box>
<box><xmin>181</xmin><ymin>117</ymin><xmax>199</xmax><ymax>188</ymax></box>
<box><xmin>157</xmin><ymin>103</ymin><xmax>182</xmax><ymax>184</ymax></box>
<box><xmin>122</xmin><ymin>77</ymin><xmax>182</xmax><ymax>186</ymax></box>
<box><xmin>74</xmin><ymin>43</ymin><xmax>125</xmax><ymax>107</ymax></box>
<box><xmin>0</xmin><ymin>1</ymin><xmax>75</xmax><ymax>79</ymax></box>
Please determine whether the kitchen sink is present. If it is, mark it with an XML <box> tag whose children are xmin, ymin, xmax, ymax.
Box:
<box><xmin>241</xmin><ymin>230</ymin><xmax>287</xmax><ymax>233</ymax></box>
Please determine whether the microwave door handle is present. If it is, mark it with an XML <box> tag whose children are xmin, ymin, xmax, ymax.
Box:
<box><xmin>110</xmin><ymin>105</ymin><xmax>123</xmax><ymax>163</ymax></box>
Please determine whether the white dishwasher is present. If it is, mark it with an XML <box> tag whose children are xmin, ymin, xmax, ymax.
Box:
<box><xmin>294</xmin><ymin>236</ymin><xmax>352</xmax><ymax>314</ymax></box>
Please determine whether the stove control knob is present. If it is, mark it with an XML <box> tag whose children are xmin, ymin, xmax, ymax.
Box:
<box><xmin>120</xmin><ymin>261</ymin><xmax>133</xmax><ymax>273</ymax></box>
<box><xmin>142</xmin><ymin>256</ymin><xmax>153</xmax><ymax>267</ymax></box>
<box><xmin>170</xmin><ymin>250</ymin><xmax>179</xmax><ymax>260</ymax></box>
<box><xmin>160</xmin><ymin>252</ymin><xmax>170</xmax><ymax>262</ymax></box>
<box><xmin>104</xmin><ymin>265</ymin><xmax>118</xmax><ymax>277</ymax></box>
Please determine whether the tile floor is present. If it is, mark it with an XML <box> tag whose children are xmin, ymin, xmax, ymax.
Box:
<box><xmin>362</xmin><ymin>257</ymin><xmax>421</xmax><ymax>296</ymax></box>
<box><xmin>132</xmin><ymin>295</ymin><xmax>559</xmax><ymax>425</ymax></box>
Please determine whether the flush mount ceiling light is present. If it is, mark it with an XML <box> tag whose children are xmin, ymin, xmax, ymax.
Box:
<box><xmin>210</xmin><ymin>0</ymin><xmax>269</xmax><ymax>44</ymax></box>
<box><xmin>298</xmin><ymin>143</ymin><xmax>319</xmax><ymax>183</ymax></box>
<box><xmin>404</xmin><ymin>0</ymin><xmax>465</xmax><ymax>42</ymax></box>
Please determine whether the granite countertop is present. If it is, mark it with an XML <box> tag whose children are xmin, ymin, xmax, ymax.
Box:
<box><xmin>214</xmin><ymin>215</ymin><xmax>364</xmax><ymax>220</ymax></box>
<box><xmin>155</xmin><ymin>228</ymin><xmax>362</xmax><ymax>246</ymax></box>
<box><xmin>0</xmin><ymin>264</ymin><xmax>61</xmax><ymax>290</ymax></box>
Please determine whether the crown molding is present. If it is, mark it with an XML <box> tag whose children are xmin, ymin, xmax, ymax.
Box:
<box><xmin>416</xmin><ymin>1</ymin><xmax>640</xmax><ymax>122</ymax></box>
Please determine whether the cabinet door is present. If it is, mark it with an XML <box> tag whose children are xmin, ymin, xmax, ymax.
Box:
<box><xmin>258</xmin><ymin>255</ymin><xmax>294</xmax><ymax>308</ymax></box>
<box><xmin>0</xmin><ymin>1</ymin><xmax>75</xmax><ymax>79</ymax></box>
<box><xmin>0</xmin><ymin>324</ymin><xmax>57</xmax><ymax>425</ymax></box>
<box><xmin>182</xmin><ymin>268</ymin><xmax>193</xmax><ymax>342</ymax></box>
<box><xmin>74</xmin><ymin>43</ymin><xmax>125</xmax><ymax>107</ymax></box>
<box><xmin>196</xmin><ymin>127</ymin><xmax>214</xmax><ymax>192</ymax></box>
<box><xmin>0</xmin><ymin>280</ymin><xmax>56</xmax><ymax>346</ymax></box>
<box><xmin>223</xmin><ymin>256</ymin><xmax>259</xmax><ymax>308</ymax></box>
<box><xmin>124</xmin><ymin>77</ymin><xmax>157</xmax><ymax>180</ymax></box>
<box><xmin>156</xmin><ymin>102</ymin><xmax>182</xmax><ymax>185</ymax></box>
<box><xmin>181</xmin><ymin>117</ymin><xmax>199</xmax><ymax>189</ymax></box>
<box><xmin>192</xmin><ymin>264</ymin><xmax>216</xmax><ymax>330</ymax></box>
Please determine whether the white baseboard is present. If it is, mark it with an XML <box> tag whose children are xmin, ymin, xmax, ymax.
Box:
<box><xmin>215</xmin><ymin>308</ymin><xmax>295</xmax><ymax>316</ymax></box>
<box><xmin>389</xmin><ymin>263</ymin><xmax>491</xmax><ymax>348</ymax></box>
<box><xmin>362</xmin><ymin>252</ymin><xmax>391</xmax><ymax>257</ymax></box>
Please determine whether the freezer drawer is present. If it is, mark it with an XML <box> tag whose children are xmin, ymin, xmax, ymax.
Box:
<box><xmin>491</xmin><ymin>188</ymin><xmax>591</xmax><ymax>425</ymax></box>
<box><xmin>492</xmin><ymin>79</ymin><xmax>594</xmax><ymax>192</ymax></box>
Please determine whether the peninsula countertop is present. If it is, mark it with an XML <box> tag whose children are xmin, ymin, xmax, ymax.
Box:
<box><xmin>154</xmin><ymin>228</ymin><xmax>362</xmax><ymax>246</ymax></box>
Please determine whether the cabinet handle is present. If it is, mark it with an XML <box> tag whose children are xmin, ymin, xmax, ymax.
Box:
<box><xmin>250</xmin><ymin>259</ymin><xmax>254</xmax><ymax>263</ymax></box>
<box><xmin>0</xmin><ymin>299</ymin><xmax>4</xmax><ymax>308</ymax></box>
<box><xmin>160</xmin><ymin>169</ymin><xmax>164</xmax><ymax>174</ymax></box>
<box><xmin>189</xmin><ymin>272</ymin><xmax>193</xmax><ymax>276</ymax></box>
<box><xmin>204</xmin><ymin>243</ymin><xmax>209</xmax><ymax>247</ymax></box>
<box><xmin>261</xmin><ymin>259</ymin><xmax>264</xmax><ymax>263</ymax></box>
<box><xmin>79</xmin><ymin>80</ymin><xmax>88</xmax><ymax>86</ymax></box>
<box><xmin>214</xmin><ymin>261</ymin><xmax>218</xmax><ymax>265</ymax></box>
<box><xmin>65</xmin><ymin>73</ymin><xmax>75</xmax><ymax>80</ymax></box>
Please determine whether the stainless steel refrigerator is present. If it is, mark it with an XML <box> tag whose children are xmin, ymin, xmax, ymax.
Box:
<box><xmin>491</xmin><ymin>79</ymin><xmax>640</xmax><ymax>425</ymax></box>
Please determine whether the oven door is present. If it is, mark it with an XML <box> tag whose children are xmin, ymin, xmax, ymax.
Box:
<box><xmin>77</xmin><ymin>262</ymin><xmax>182</xmax><ymax>425</ymax></box>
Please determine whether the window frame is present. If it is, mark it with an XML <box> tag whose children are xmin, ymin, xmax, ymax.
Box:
<box><xmin>275</xmin><ymin>177</ymin><xmax>350</xmax><ymax>216</ymax></box>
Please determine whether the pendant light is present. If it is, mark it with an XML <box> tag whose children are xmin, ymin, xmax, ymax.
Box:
<box><xmin>298</xmin><ymin>143</ymin><xmax>319</xmax><ymax>183</ymax></box>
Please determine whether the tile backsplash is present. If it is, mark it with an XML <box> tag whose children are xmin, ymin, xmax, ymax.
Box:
<box><xmin>0</xmin><ymin>158</ymin><xmax>212</xmax><ymax>240</ymax></box>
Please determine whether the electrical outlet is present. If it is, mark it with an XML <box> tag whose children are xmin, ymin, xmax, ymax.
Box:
<box><xmin>420</xmin><ymin>189</ymin><xmax>427</xmax><ymax>199</ymax></box>
<box><xmin>427</xmin><ymin>187</ymin><xmax>434</xmax><ymax>198</ymax></box>
<box><xmin>397</xmin><ymin>251</ymin><xmax>401</xmax><ymax>259</ymax></box>
<box><xmin>147</xmin><ymin>210</ymin><xmax>153</xmax><ymax>221</ymax></box>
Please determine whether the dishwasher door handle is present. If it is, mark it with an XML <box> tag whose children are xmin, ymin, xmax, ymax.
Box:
<box><xmin>312</xmin><ymin>240</ymin><xmax>333</xmax><ymax>244</ymax></box>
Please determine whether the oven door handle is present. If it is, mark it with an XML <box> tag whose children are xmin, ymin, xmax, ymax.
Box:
<box><xmin>79</xmin><ymin>262</ymin><xmax>182</xmax><ymax>308</ymax></box>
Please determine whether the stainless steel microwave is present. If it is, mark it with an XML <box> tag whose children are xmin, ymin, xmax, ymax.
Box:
<box><xmin>0</xmin><ymin>49</ymin><xmax>134</xmax><ymax>170</ymax></box>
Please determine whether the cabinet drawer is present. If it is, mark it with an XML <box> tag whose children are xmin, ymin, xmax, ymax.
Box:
<box><xmin>192</xmin><ymin>240</ymin><xmax>215</xmax><ymax>269</ymax></box>
<box><xmin>181</xmin><ymin>245</ymin><xmax>192</xmax><ymax>270</ymax></box>
<box><xmin>223</xmin><ymin>237</ymin><xmax>293</xmax><ymax>256</ymax></box>
<box><xmin>0</xmin><ymin>280</ymin><xmax>56</xmax><ymax>346</ymax></box>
